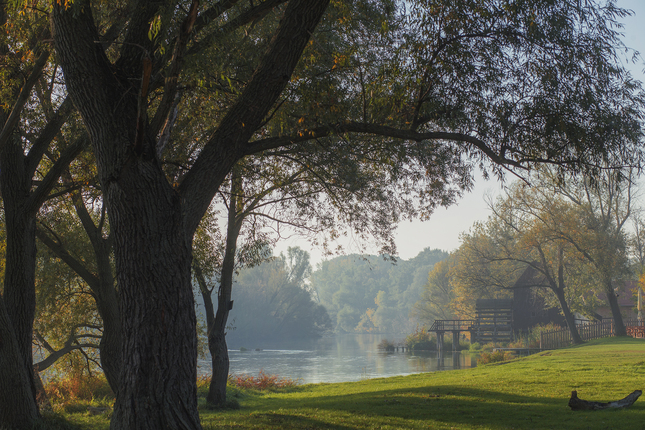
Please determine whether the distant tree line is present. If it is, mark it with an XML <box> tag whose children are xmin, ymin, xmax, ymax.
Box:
<box><xmin>310</xmin><ymin>248</ymin><xmax>449</xmax><ymax>334</ymax></box>
<box><xmin>225</xmin><ymin>248</ymin><xmax>332</xmax><ymax>346</ymax></box>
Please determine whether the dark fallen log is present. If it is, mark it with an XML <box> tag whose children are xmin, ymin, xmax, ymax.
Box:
<box><xmin>568</xmin><ymin>390</ymin><xmax>642</xmax><ymax>411</ymax></box>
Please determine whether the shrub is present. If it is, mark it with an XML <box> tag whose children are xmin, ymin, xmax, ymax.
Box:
<box><xmin>45</xmin><ymin>374</ymin><xmax>114</xmax><ymax>405</ymax></box>
<box><xmin>469</xmin><ymin>342</ymin><xmax>482</xmax><ymax>352</ymax></box>
<box><xmin>227</xmin><ymin>370</ymin><xmax>300</xmax><ymax>390</ymax></box>
<box><xmin>378</xmin><ymin>338</ymin><xmax>396</xmax><ymax>352</ymax></box>
<box><xmin>528</xmin><ymin>323</ymin><xmax>564</xmax><ymax>347</ymax></box>
<box><xmin>196</xmin><ymin>375</ymin><xmax>211</xmax><ymax>397</ymax></box>
<box><xmin>405</xmin><ymin>327</ymin><xmax>436</xmax><ymax>351</ymax></box>
<box><xmin>477</xmin><ymin>350</ymin><xmax>514</xmax><ymax>365</ymax></box>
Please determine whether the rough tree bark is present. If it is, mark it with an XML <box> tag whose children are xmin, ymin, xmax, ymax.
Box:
<box><xmin>0</xmin><ymin>297</ymin><xmax>39</xmax><ymax>428</ymax></box>
<box><xmin>0</xmin><ymin>139</ymin><xmax>40</xmax><ymax>412</ymax></box>
<box><xmin>0</xmin><ymin>130</ymin><xmax>85</xmax><ymax>428</ymax></box>
<box><xmin>51</xmin><ymin>1</ymin><xmax>331</xmax><ymax>427</ymax></box>
<box><xmin>0</xmin><ymin>34</ymin><xmax>81</xmax><ymax>426</ymax></box>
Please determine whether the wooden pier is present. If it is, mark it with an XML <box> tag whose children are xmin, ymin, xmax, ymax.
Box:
<box><xmin>428</xmin><ymin>299</ymin><xmax>514</xmax><ymax>351</ymax></box>
<box><xmin>428</xmin><ymin>319</ymin><xmax>476</xmax><ymax>352</ymax></box>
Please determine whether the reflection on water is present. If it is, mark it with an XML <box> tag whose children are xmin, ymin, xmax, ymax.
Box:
<box><xmin>198</xmin><ymin>333</ymin><xmax>476</xmax><ymax>384</ymax></box>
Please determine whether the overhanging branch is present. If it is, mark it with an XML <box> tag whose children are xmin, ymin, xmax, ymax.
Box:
<box><xmin>242</xmin><ymin>122</ymin><xmax>525</xmax><ymax>169</ymax></box>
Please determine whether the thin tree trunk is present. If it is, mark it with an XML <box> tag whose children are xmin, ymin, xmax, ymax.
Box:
<box><xmin>605</xmin><ymin>280</ymin><xmax>627</xmax><ymax>336</ymax></box>
<box><xmin>98</xmin><ymin>299</ymin><xmax>122</xmax><ymax>393</ymax></box>
<box><xmin>538</xmin><ymin>246</ymin><xmax>583</xmax><ymax>345</ymax></box>
<box><xmin>207</xmin><ymin>171</ymin><xmax>242</xmax><ymax>406</ymax></box>
<box><xmin>556</xmin><ymin>249</ymin><xmax>582</xmax><ymax>344</ymax></box>
<box><xmin>207</xmin><ymin>328</ymin><xmax>230</xmax><ymax>406</ymax></box>
<box><xmin>70</xmin><ymin>189</ymin><xmax>122</xmax><ymax>393</ymax></box>
<box><xmin>554</xmin><ymin>287</ymin><xmax>583</xmax><ymax>344</ymax></box>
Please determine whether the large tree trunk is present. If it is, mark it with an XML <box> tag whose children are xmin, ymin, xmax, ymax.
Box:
<box><xmin>108</xmin><ymin>162</ymin><xmax>201</xmax><ymax>429</ymax></box>
<box><xmin>52</xmin><ymin>4</ymin><xmax>203</xmax><ymax>427</ymax></box>
<box><xmin>3</xmin><ymin>211</ymin><xmax>37</xmax><ymax>395</ymax></box>
<box><xmin>0</xmin><ymin>139</ymin><xmax>41</xmax><ymax>426</ymax></box>
<box><xmin>0</xmin><ymin>297</ymin><xmax>39</xmax><ymax>428</ymax></box>
<box><xmin>52</xmin><ymin>1</ymin><xmax>330</xmax><ymax>426</ymax></box>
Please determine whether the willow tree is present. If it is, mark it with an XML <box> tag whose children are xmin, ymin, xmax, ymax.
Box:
<box><xmin>42</xmin><ymin>0</ymin><xmax>645</xmax><ymax>428</ymax></box>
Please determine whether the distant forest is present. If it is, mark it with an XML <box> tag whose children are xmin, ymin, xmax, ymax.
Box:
<box><xmin>213</xmin><ymin>247</ymin><xmax>448</xmax><ymax>346</ymax></box>
<box><xmin>311</xmin><ymin>248</ymin><xmax>449</xmax><ymax>334</ymax></box>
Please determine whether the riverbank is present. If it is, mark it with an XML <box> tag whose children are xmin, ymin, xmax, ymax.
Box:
<box><xmin>60</xmin><ymin>337</ymin><xmax>645</xmax><ymax>429</ymax></box>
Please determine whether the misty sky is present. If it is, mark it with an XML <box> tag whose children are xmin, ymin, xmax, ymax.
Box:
<box><xmin>275</xmin><ymin>0</ymin><xmax>645</xmax><ymax>266</ymax></box>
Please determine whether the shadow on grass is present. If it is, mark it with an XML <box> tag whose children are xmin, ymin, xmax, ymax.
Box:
<box><xmin>35</xmin><ymin>412</ymin><xmax>85</xmax><ymax>430</ymax></box>
<box><xmin>232</xmin><ymin>384</ymin><xmax>645</xmax><ymax>430</ymax></box>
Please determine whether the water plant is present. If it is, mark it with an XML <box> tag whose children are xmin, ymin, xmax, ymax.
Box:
<box><xmin>377</xmin><ymin>338</ymin><xmax>395</xmax><ymax>351</ymax></box>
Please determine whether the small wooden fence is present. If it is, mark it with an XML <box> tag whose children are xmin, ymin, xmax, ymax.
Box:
<box><xmin>540</xmin><ymin>320</ymin><xmax>614</xmax><ymax>350</ymax></box>
<box><xmin>540</xmin><ymin>318</ymin><xmax>643</xmax><ymax>350</ymax></box>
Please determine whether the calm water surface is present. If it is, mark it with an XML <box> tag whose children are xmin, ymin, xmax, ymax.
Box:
<box><xmin>198</xmin><ymin>334</ymin><xmax>476</xmax><ymax>384</ymax></box>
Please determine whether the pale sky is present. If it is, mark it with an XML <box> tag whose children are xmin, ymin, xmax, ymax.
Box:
<box><xmin>276</xmin><ymin>0</ymin><xmax>645</xmax><ymax>266</ymax></box>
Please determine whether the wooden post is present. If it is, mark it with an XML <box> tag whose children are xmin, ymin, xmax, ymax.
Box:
<box><xmin>452</xmin><ymin>331</ymin><xmax>460</xmax><ymax>352</ymax></box>
<box><xmin>437</xmin><ymin>331</ymin><xmax>444</xmax><ymax>354</ymax></box>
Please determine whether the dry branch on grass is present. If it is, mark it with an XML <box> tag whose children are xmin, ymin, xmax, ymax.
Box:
<box><xmin>568</xmin><ymin>390</ymin><xmax>642</xmax><ymax>411</ymax></box>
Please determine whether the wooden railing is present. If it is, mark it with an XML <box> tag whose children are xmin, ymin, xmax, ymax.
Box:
<box><xmin>429</xmin><ymin>320</ymin><xmax>477</xmax><ymax>331</ymax></box>
<box><xmin>540</xmin><ymin>319</ymin><xmax>619</xmax><ymax>350</ymax></box>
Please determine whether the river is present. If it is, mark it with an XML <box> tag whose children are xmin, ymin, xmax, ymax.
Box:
<box><xmin>197</xmin><ymin>333</ymin><xmax>477</xmax><ymax>384</ymax></box>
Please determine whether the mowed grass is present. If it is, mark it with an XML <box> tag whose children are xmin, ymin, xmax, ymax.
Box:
<box><xmin>62</xmin><ymin>336</ymin><xmax>645</xmax><ymax>429</ymax></box>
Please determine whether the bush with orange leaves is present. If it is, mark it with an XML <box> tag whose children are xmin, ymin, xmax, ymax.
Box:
<box><xmin>227</xmin><ymin>370</ymin><xmax>300</xmax><ymax>390</ymax></box>
<box><xmin>45</xmin><ymin>373</ymin><xmax>114</xmax><ymax>405</ymax></box>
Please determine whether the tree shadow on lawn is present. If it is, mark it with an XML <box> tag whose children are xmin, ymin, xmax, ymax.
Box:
<box><xmin>264</xmin><ymin>385</ymin><xmax>645</xmax><ymax>430</ymax></box>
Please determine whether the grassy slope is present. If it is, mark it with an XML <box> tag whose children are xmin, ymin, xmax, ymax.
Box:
<box><xmin>66</xmin><ymin>337</ymin><xmax>645</xmax><ymax>429</ymax></box>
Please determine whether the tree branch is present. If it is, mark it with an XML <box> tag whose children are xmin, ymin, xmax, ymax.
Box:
<box><xmin>27</xmin><ymin>133</ymin><xmax>89</xmax><ymax>216</ymax></box>
<box><xmin>179</xmin><ymin>0</ymin><xmax>331</xmax><ymax>235</ymax></box>
<box><xmin>0</xmin><ymin>49</ymin><xmax>50</xmax><ymax>149</ymax></box>
<box><xmin>150</xmin><ymin>0</ymin><xmax>199</xmax><ymax>138</ymax></box>
<box><xmin>187</xmin><ymin>0</ymin><xmax>288</xmax><ymax>58</ymax></box>
<box><xmin>25</xmin><ymin>96</ymin><xmax>74</xmax><ymax>178</ymax></box>
<box><xmin>242</xmin><ymin>122</ymin><xmax>525</xmax><ymax>169</ymax></box>
<box><xmin>35</xmin><ymin>225</ymin><xmax>101</xmax><ymax>292</ymax></box>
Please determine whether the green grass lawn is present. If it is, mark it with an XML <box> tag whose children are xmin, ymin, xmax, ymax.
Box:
<box><xmin>60</xmin><ymin>336</ymin><xmax>645</xmax><ymax>429</ymax></box>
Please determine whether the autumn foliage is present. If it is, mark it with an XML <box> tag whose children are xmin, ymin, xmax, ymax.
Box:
<box><xmin>227</xmin><ymin>370</ymin><xmax>300</xmax><ymax>390</ymax></box>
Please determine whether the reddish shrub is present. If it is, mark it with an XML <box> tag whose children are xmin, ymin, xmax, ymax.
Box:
<box><xmin>228</xmin><ymin>370</ymin><xmax>300</xmax><ymax>390</ymax></box>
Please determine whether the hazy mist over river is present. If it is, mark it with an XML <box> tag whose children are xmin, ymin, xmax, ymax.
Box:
<box><xmin>198</xmin><ymin>333</ymin><xmax>476</xmax><ymax>384</ymax></box>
